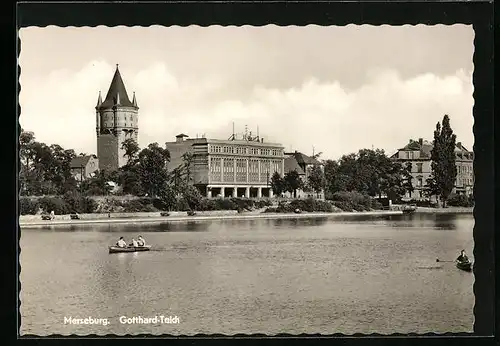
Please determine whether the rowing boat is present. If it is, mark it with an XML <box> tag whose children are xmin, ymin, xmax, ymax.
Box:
<box><xmin>456</xmin><ymin>260</ymin><xmax>472</xmax><ymax>272</ymax></box>
<box><xmin>108</xmin><ymin>245</ymin><xmax>152</xmax><ymax>254</ymax></box>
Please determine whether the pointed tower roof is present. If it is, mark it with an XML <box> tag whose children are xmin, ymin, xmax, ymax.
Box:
<box><xmin>99</xmin><ymin>64</ymin><xmax>134</xmax><ymax>108</ymax></box>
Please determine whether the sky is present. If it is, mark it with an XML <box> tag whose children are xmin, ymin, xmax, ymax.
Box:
<box><xmin>18</xmin><ymin>25</ymin><xmax>475</xmax><ymax>160</ymax></box>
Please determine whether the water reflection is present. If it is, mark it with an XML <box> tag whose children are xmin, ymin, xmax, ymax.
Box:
<box><xmin>385</xmin><ymin>214</ymin><xmax>461</xmax><ymax>230</ymax></box>
<box><xmin>24</xmin><ymin>213</ymin><xmax>473</xmax><ymax>233</ymax></box>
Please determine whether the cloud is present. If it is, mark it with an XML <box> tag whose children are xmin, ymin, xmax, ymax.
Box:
<box><xmin>19</xmin><ymin>61</ymin><xmax>473</xmax><ymax>161</ymax></box>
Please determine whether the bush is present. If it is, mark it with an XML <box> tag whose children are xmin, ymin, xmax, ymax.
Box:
<box><xmin>182</xmin><ymin>186</ymin><xmax>203</xmax><ymax>211</ymax></box>
<box><xmin>370</xmin><ymin>199</ymin><xmax>383</xmax><ymax>210</ymax></box>
<box><xmin>329</xmin><ymin>191</ymin><xmax>376</xmax><ymax>211</ymax></box>
<box><xmin>214</xmin><ymin>198</ymin><xmax>239</xmax><ymax>210</ymax></box>
<box><xmin>263</xmin><ymin>198</ymin><xmax>333</xmax><ymax>213</ymax></box>
<box><xmin>255</xmin><ymin>199</ymin><xmax>273</xmax><ymax>209</ymax></box>
<box><xmin>447</xmin><ymin>193</ymin><xmax>474</xmax><ymax>207</ymax></box>
<box><xmin>38</xmin><ymin>196</ymin><xmax>68</xmax><ymax>215</ymax></box>
<box><xmin>175</xmin><ymin>196</ymin><xmax>190</xmax><ymax>212</ymax></box>
<box><xmin>122</xmin><ymin>198</ymin><xmax>158</xmax><ymax>212</ymax></box>
<box><xmin>19</xmin><ymin>197</ymin><xmax>40</xmax><ymax>215</ymax></box>
<box><xmin>62</xmin><ymin>191</ymin><xmax>99</xmax><ymax>213</ymax></box>
<box><xmin>80</xmin><ymin>197</ymin><xmax>98</xmax><ymax>213</ymax></box>
<box><xmin>62</xmin><ymin>191</ymin><xmax>82</xmax><ymax>213</ymax></box>
<box><xmin>198</xmin><ymin>198</ymin><xmax>218</xmax><ymax>211</ymax></box>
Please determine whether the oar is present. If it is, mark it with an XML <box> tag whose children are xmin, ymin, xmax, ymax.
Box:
<box><xmin>436</xmin><ymin>258</ymin><xmax>455</xmax><ymax>263</ymax></box>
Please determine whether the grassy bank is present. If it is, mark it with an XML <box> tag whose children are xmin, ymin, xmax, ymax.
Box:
<box><xmin>414</xmin><ymin>207</ymin><xmax>473</xmax><ymax>214</ymax></box>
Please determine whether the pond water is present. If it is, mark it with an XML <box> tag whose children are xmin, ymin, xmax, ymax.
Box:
<box><xmin>19</xmin><ymin>213</ymin><xmax>474</xmax><ymax>335</ymax></box>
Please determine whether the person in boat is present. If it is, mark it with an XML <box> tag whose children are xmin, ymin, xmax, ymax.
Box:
<box><xmin>137</xmin><ymin>235</ymin><xmax>146</xmax><ymax>247</ymax></box>
<box><xmin>129</xmin><ymin>238</ymin><xmax>139</xmax><ymax>247</ymax></box>
<box><xmin>116</xmin><ymin>237</ymin><xmax>127</xmax><ymax>248</ymax></box>
<box><xmin>456</xmin><ymin>249</ymin><xmax>469</xmax><ymax>263</ymax></box>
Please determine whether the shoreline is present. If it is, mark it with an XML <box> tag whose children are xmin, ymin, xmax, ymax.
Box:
<box><xmin>20</xmin><ymin>210</ymin><xmax>404</xmax><ymax>228</ymax></box>
<box><xmin>18</xmin><ymin>206</ymin><xmax>474</xmax><ymax>228</ymax></box>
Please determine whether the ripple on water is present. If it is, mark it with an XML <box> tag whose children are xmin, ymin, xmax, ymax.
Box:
<box><xmin>20</xmin><ymin>214</ymin><xmax>474</xmax><ymax>335</ymax></box>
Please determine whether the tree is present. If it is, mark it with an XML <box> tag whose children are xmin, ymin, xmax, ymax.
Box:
<box><xmin>121</xmin><ymin>138</ymin><xmax>140</xmax><ymax>165</ymax></box>
<box><xmin>308</xmin><ymin>165</ymin><xmax>326</xmax><ymax>198</ymax></box>
<box><xmin>158</xmin><ymin>183</ymin><xmax>177</xmax><ymax>211</ymax></box>
<box><xmin>424</xmin><ymin>176</ymin><xmax>439</xmax><ymax>201</ymax></box>
<box><xmin>19</xmin><ymin>129</ymin><xmax>36</xmax><ymax>194</ymax></box>
<box><xmin>270</xmin><ymin>171</ymin><xmax>285</xmax><ymax>197</ymax></box>
<box><xmin>181</xmin><ymin>152</ymin><xmax>194</xmax><ymax>184</ymax></box>
<box><xmin>169</xmin><ymin>166</ymin><xmax>186</xmax><ymax>195</ymax></box>
<box><xmin>182</xmin><ymin>185</ymin><xmax>203</xmax><ymax>211</ymax></box>
<box><xmin>81</xmin><ymin>169</ymin><xmax>115</xmax><ymax>196</ymax></box>
<box><xmin>402</xmin><ymin>162</ymin><xmax>414</xmax><ymax>198</ymax></box>
<box><xmin>322</xmin><ymin>149</ymin><xmax>409</xmax><ymax>202</ymax></box>
<box><xmin>284</xmin><ymin>170</ymin><xmax>304</xmax><ymax>198</ymax></box>
<box><xmin>429</xmin><ymin>114</ymin><xmax>457</xmax><ymax>207</ymax></box>
<box><xmin>117</xmin><ymin>165</ymin><xmax>144</xmax><ymax>196</ymax></box>
<box><xmin>137</xmin><ymin>143</ymin><xmax>171</xmax><ymax>197</ymax></box>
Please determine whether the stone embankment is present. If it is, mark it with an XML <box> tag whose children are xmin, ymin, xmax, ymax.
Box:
<box><xmin>19</xmin><ymin>210</ymin><xmax>404</xmax><ymax>228</ymax></box>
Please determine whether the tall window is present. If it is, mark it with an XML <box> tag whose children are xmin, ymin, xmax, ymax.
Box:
<box><xmin>224</xmin><ymin>158</ymin><xmax>234</xmax><ymax>182</ymax></box>
<box><xmin>260</xmin><ymin>160</ymin><xmax>270</xmax><ymax>182</ymax></box>
<box><xmin>236</xmin><ymin>159</ymin><xmax>247</xmax><ymax>182</ymax></box>
<box><xmin>416</xmin><ymin>163</ymin><xmax>423</xmax><ymax>173</ymax></box>
<box><xmin>210</xmin><ymin>157</ymin><xmax>221</xmax><ymax>182</ymax></box>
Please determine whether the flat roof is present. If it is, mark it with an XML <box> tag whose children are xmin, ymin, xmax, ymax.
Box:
<box><xmin>166</xmin><ymin>137</ymin><xmax>284</xmax><ymax>148</ymax></box>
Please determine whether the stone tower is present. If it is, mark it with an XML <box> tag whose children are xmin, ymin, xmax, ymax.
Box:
<box><xmin>96</xmin><ymin>64</ymin><xmax>139</xmax><ymax>172</ymax></box>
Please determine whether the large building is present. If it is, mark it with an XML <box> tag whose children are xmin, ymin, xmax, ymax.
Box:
<box><xmin>391</xmin><ymin>138</ymin><xmax>474</xmax><ymax>199</ymax></box>
<box><xmin>95</xmin><ymin>65</ymin><xmax>139</xmax><ymax>172</ymax></box>
<box><xmin>165</xmin><ymin>132</ymin><xmax>285</xmax><ymax>198</ymax></box>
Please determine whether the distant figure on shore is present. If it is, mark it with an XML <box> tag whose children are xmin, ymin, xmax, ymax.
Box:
<box><xmin>130</xmin><ymin>238</ymin><xmax>138</xmax><ymax>247</ymax></box>
<box><xmin>50</xmin><ymin>210</ymin><xmax>55</xmax><ymax>220</ymax></box>
<box><xmin>137</xmin><ymin>235</ymin><xmax>146</xmax><ymax>247</ymax></box>
<box><xmin>456</xmin><ymin>249</ymin><xmax>469</xmax><ymax>263</ymax></box>
<box><xmin>116</xmin><ymin>237</ymin><xmax>127</xmax><ymax>248</ymax></box>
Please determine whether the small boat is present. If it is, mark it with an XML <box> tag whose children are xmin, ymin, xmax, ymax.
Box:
<box><xmin>456</xmin><ymin>260</ymin><xmax>472</xmax><ymax>272</ymax></box>
<box><xmin>108</xmin><ymin>245</ymin><xmax>152</xmax><ymax>254</ymax></box>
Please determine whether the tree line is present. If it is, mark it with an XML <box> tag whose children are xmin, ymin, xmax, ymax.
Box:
<box><xmin>19</xmin><ymin>114</ymin><xmax>463</xmax><ymax>208</ymax></box>
<box><xmin>269</xmin><ymin>148</ymin><xmax>414</xmax><ymax>202</ymax></box>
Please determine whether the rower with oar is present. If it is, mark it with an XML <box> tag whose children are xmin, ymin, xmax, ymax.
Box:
<box><xmin>436</xmin><ymin>249</ymin><xmax>470</xmax><ymax>263</ymax></box>
<box><xmin>436</xmin><ymin>249</ymin><xmax>472</xmax><ymax>272</ymax></box>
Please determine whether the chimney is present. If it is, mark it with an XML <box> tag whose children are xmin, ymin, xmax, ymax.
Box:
<box><xmin>261</xmin><ymin>138</ymin><xmax>264</xmax><ymax>143</ymax></box>
<box><xmin>418</xmin><ymin>138</ymin><xmax>423</xmax><ymax>146</ymax></box>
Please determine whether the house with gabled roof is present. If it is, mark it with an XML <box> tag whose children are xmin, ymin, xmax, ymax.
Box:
<box><xmin>283</xmin><ymin>151</ymin><xmax>325</xmax><ymax>200</ymax></box>
<box><xmin>70</xmin><ymin>155</ymin><xmax>99</xmax><ymax>181</ymax></box>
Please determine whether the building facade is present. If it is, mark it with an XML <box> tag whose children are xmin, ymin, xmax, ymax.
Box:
<box><xmin>165</xmin><ymin>133</ymin><xmax>285</xmax><ymax>198</ymax></box>
<box><xmin>96</xmin><ymin>65</ymin><xmax>139</xmax><ymax>172</ymax></box>
<box><xmin>70</xmin><ymin>155</ymin><xmax>99</xmax><ymax>181</ymax></box>
<box><xmin>283</xmin><ymin>151</ymin><xmax>325</xmax><ymax>199</ymax></box>
<box><xmin>391</xmin><ymin>138</ymin><xmax>474</xmax><ymax>199</ymax></box>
